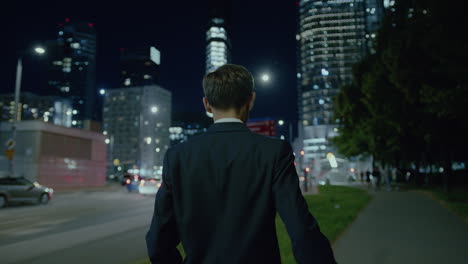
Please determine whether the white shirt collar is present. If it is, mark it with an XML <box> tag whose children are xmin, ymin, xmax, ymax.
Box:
<box><xmin>214</xmin><ymin>118</ymin><xmax>243</xmax><ymax>123</ymax></box>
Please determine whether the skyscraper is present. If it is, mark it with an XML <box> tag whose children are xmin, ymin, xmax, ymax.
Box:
<box><xmin>297</xmin><ymin>0</ymin><xmax>367</xmax><ymax>163</ymax></box>
<box><xmin>298</xmin><ymin>0</ymin><xmax>366</xmax><ymax>127</ymax></box>
<box><xmin>206</xmin><ymin>0</ymin><xmax>231</xmax><ymax>73</ymax></box>
<box><xmin>47</xmin><ymin>19</ymin><xmax>97</xmax><ymax>128</ymax></box>
<box><xmin>120</xmin><ymin>46</ymin><xmax>161</xmax><ymax>87</ymax></box>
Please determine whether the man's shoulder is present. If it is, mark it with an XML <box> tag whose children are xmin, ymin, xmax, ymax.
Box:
<box><xmin>250</xmin><ymin>134</ymin><xmax>291</xmax><ymax>152</ymax></box>
<box><xmin>169</xmin><ymin>131</ymin><xmax>290</xmax><ymax>155</ymax></box>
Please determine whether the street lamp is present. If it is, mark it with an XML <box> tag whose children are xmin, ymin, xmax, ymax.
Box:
<box><xmin>9</xmin><ymin>46</ymin><xmax>46</xmax><ymax>176</ymax></box>
<box><xmin>151</xmin><ymin>106</ymin><xmax>158</xmax><ymax>113</ymax></box>
<box><xmin>34</xmin><ymin>47</ymin><xmax>46</xmax><ymax>54</ymax></box>
<box><xmin>278</xmin><ymin>120</ymin><xmax>284</xmax><ymax>126</ymax></box>
<box><xmin>99</xmin><ymin>89</ymin><xmax>105</xmax><ymax>95</ymax></box>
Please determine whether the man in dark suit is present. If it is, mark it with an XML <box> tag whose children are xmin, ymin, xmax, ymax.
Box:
<box><xmin>146</xmin><ymin>64</ymin><xmax>336</xmax><ymax>264</ymax></box>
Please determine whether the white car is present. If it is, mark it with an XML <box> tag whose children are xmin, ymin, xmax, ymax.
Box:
<box><xmin>138</xmin><ymin>179</ymin><xmax>161</xmax><ymax>195</ymax></box>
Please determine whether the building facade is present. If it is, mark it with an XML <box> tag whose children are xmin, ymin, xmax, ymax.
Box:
<box><xmin>103</xmin><ymin>85</ymin><xmax>171</xmax><ymax>178</ymax></box>
<box><xmin>120</xmin><ymin>46</ymin><xmax>161</xmax><ymax>87</ymax></box>
<box><xmin>0</xmin><ymin>92</ymin><xmax>68</xmax><ymax>125</ymax></box>
<box><xmin>364</xmin><ymin>0</ymin><xmax>385</xmax><ymax>54</ymax></box>
<box><xmin>0</xmin><ymin>121</ymin><xmax>106</xmax><ymax>188</ymax></box>
<box><xmin>297</xmin><ymin>0</ymin><xmax>367</xmax><ymax>162</ymax></box>
<box><xmin>298</xmin><ymin>0</ymin><xmax>366</xmax><ymax>129</ymax></box>
<box><xmin>46</xmin><ymin>19</ymin><xmax>97</xmax><ymax>128</ymax></box>
<box><xmin>296</xmin><ymin>0</ymin><xmax>384</xmax><ymax>177</ymax></box>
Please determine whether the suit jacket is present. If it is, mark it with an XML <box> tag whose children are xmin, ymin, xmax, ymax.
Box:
<box><xmin>146</xmin><ymin>122</ymin><xmax>336</xmax><ymax>264</ymax></box>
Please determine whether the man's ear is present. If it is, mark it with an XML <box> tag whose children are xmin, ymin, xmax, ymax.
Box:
<box><xmin>248</xmin><ymin>92</ymin><xmax>256</xmax><ymax>111</ymax></box>
<box><xmin>203</xmin><ymin>97</ymin><xmax>213</xmax><ymax>113</ymax></box>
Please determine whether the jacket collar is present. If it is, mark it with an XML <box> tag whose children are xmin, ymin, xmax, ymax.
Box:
<box><xmin>207</xmin><ymin>122</ymin><xmax>251</xmax><ymax>133</ymax></box>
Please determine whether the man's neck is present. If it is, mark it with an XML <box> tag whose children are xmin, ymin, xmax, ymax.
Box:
<box><xmin>214</xmin><ymin>117</ymin><xmax>243</xmax><ymax>123</ymax></box>
<box><xmin>211</xmin><ymin>104</ymin><xmax>250</xmax><ymax>123</ymax></box>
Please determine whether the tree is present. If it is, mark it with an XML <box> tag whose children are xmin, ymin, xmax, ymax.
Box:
<box><xmin>333</xmin><ymin>0</ymin><xmax>468</xmax><ymax>187</ymax></box>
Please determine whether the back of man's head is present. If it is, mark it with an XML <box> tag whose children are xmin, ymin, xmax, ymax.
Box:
<box><xmin>202</xmin><ymin>64</ymin><xmax>255</xmax><ymax>111</ymax></box>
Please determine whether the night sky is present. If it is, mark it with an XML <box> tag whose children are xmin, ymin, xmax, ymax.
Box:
<box><xmin>6</xmin><ymin>0</ymin><xmax>298</xmax><ymax>122</ymax></box>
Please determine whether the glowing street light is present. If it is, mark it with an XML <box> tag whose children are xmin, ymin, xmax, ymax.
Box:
<box><xmin>34</xmin><ymin>47</ymin><xmax>46</xmax><ymax>54</ymax></box>
<box><xmin>278</xmin><ymin>120</ymin><xmax>284</xmax><ymax>126</ymax></box>
<box><xmin>261</xmin><ymin>74</ymin><xmax>270</xmax><ymax>82</ymax></box>
<box><xmin>151</xmin><ymin>106</ymin><xmax>158</xmax><ymax>113</ymax></box>
<box><xmin>99</xmin><ymin>89</ymin><xmax>105</xmax><ymax>95</ymax></box>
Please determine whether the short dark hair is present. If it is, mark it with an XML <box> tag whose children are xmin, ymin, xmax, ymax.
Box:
<box><xmin>202</xmin><ymin>64</ymin><xmax>255</xmax><ymax>110</ymax></box>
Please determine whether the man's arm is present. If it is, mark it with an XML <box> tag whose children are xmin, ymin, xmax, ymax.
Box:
<box><xmin>272</xmin><ymin>141</ymin><xmax>336</xmax><ymax>264</ymax></box>
<box><xmin>146</xmin><ymin>149</ymin><xmax>182</xmax><ymax>264</ymax></box>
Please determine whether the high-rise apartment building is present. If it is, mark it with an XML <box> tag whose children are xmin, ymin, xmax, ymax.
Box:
<box><xmin>103</xmin><ymin>85</ymin><xmax>171</xmax><ymax>178</ymax></box>
<box><xmin>120</xmin><ymin>46</ymin><xmax>161</xmax><ymax>87</ymax></box>
<box><xmin>46</xmin><ymin>19</ymin><xmax>97</xmax><ymax>128</ymax></box>
<box><xmin>206</xmin><ymin>0</ymin><xmax>231</xmax><ymax>73</ymax></box>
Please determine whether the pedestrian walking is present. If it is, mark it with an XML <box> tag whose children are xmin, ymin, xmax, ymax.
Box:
<box><xmin>373</xmin><ymin>167</ymin><xmax>382</xmax><ymax>191</ymax></box>
<box><xmin>365</xmin><ymin>170</ymin><xmax>371</xmax><ymax>189</ymax></box>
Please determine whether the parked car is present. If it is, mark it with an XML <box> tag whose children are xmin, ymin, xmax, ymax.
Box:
<box><xmin>0</xmin><ymin>177</ymin><xmax>54</xmax><ymax>208</ymax></box>
<box><xmin>138</xmin><ymin>178</ymin><xmax>162</xmax><ymax>195</ymax></box>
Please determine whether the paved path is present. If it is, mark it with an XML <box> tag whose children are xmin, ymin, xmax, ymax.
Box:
<box><xmin>333</xmin><ymin>190</ymin><xmax>468</xmax><ymax>263</ymax></box>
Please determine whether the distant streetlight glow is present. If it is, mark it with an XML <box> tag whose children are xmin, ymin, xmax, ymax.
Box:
<box><xmin>321</xmin><ymin>68</ymin><xmax>329</xmax><ymax>76</ymax></box>
<box><xmin>278</xmin><ymin>120</ymin><xmax>284</xmax><ymax>126</ymax></box>
<box><xmin>261</xmin><ymin>74</ymin><xmax>270</xmax><ymax>82</ymax></box>
<box><xmin>99</xmin><ymin>89</ymin><xmax>105</xmax><ymax>95</ymax></box>
<box><xmin>151</xmin><ymin>106</ymin><xmax>158</xmax><ymax>113</ymax></box>
<box><xmin>34</xmin><ymin>47</ymin><xmax>46</xmax><ymax>54</ymax></box>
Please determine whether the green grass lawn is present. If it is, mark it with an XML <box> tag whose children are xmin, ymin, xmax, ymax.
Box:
<box><xmin>136</xmin><ymin>185</ymin><xmax>371</xmax><ymax>264</ymax></box>
<box><xmin>418</xmin><ymin>186</ymin><xmax>468</xmax><ymax>222</ymax></box>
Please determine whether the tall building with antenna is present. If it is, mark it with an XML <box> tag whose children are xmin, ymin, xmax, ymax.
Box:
<box><xmin>206</xmin><ymin>0</ymin><xmax>231</xmax><ymax>73</ymax></box>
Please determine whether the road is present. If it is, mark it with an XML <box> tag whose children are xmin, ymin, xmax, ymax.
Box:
<box><xmin>0</xmin><ymin>185</ymin><xmax>154</xmax><ymax>264</ymax></box>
